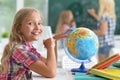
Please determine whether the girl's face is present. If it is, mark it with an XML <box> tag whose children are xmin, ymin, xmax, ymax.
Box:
<box><xmin>68</xmin><ymin>13</ymin><xmax>73</xmax><ymax>23</ymax></box>
<box><xmin>20</xmin><ymin>12</ymin><xmax>43</xmax><ymax>43</ymax></box>
<box><xmin>69</xmin><ymin>13</ymin><xmax>73</xmax><ymax>20</ymax></box>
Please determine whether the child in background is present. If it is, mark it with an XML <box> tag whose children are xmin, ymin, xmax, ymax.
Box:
<box><xmin>88</xmin><ymin>0</ymin><xmax>116</xmax><ymax>62</ymax></box>
<box><xmin>0</xmin><ymin>7</ymin><xmax>67</xmax><ymax>79</ymax></box>
<box><xmin>56</xmin><ymin>10</ymin><xmax>76</xmax><ymax>48</ymax></box>
<box><xmin>56</xmin><ymin>10</ymin><xmax>76</xmax><ymax>34</ymax></box>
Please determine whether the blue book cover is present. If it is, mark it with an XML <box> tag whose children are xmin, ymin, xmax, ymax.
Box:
<box><xmin>74</xmin><ymin>72</ymin><xmax>108</xmax><ymax>80</ymax></box>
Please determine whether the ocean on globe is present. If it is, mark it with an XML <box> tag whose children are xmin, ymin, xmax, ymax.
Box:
<box><xmin>65</xmin><ymin>27</ymin><xmax>99</xmax><ymax>60</ymax></box>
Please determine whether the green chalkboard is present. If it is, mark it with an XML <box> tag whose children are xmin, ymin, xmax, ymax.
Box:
<box><xmin>48</xmin><ymin>0</ymin><xmax>120</xmax><ymax>34</ymax></box>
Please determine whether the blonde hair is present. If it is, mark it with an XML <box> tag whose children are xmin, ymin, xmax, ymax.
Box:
<box><xmin>56</xmin><ymin>10</ymin><xmax>73</xmax><ymax>33</ymax></box>
<box><xmin>0</xmin><ymin>7</ymin><xmax>41</xmax><ymax>73</ymax></box>
<box><xmin>98</xmin><ymin>0</ymin><xmax>116</xmax><ymax>19</ymax></box>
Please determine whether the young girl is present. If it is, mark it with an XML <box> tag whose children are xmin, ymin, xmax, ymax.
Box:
<box><xmin>55</xmin><ymin>10</ymin><xmax>76</xmax><ymax>49</ymax></box>
<box><xmin>88</xmin><ymin>0</ymin><xmax>116</xmax><ymax>62</ymax></box>
<box><xmin>0</xmin><ymin>7</ymin><xmax>67</xmax><ymax>79</ymax></box>
<box><xmin>55</xmin><ymin>10</ymin><xmax>76</xmax><ymax>34</ymax></box>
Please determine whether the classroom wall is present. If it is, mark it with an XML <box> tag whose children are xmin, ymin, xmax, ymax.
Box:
<box><xmin>48</xmin><ymin>0</ymin><xmax>120</xmax><ymax>34</ymax></box>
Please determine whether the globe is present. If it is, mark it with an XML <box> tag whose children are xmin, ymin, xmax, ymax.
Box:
<box><xmin>63</xmin><ymin>27</ymin><xmax>99</xmax><ymax>72</ymax></box>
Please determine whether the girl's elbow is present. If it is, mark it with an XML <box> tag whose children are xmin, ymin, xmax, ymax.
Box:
<box><xmin>49</xmin><ymin>73</ymin><xmax>56</xmax><ymax>78</ymax></box>
<box><xmin>46</xmin><ymin>71</ymin><xmax>56</xmax><ymax>78</ymax></box>
<box><xmin>101</xmin><ymin>32</ymin><xmax>106</xmax><ymax>36</ymax></box>
<box><xmin>99</xmin><ymin>31</ymin><xmax>106</xmax><ymax>36</ymax></box>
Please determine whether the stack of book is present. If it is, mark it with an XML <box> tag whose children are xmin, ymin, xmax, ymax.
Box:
<box><xmin>87</xmin><ymin>54</ymin><xmax>120</xmax><ymax>80</ymax></box>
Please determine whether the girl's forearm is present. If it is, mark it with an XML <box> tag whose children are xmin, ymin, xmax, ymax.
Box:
<box><xmin>46</xmin><ymin>47</ymin><xmax>56</xmax><ymax>74</ymax></box>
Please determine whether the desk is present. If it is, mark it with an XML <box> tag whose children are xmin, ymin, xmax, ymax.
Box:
<box><xmin>32</xmin><ymin>68</ymin><xmax>107</xmax><ymax>80</ymax></box>
<box><xmin>32</xmin><ymin>68</ymin><xmax>74</xmax><ymax>80</ymax></box>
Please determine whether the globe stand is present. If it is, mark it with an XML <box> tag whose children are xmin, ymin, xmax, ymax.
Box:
<box><xmin>71</xmin><ymin>62</ymin><xmax>88</xmax><ymax>73</ymax></box>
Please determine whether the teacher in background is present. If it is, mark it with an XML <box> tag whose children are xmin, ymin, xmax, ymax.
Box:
<box><xmin>88</xmin><ymin>0</ymin><xmax>116</xmax><ymax>62</ymax></box>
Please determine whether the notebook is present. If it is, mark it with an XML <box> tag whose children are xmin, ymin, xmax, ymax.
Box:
<box><xmin>91</xmin><ymin>68</ymin><xmax>120</xmax><ymax>80</ymax></box>
<box><xmin>74</xmin><ymin>72</ymin><xmax>108</xmax><ymax>80</ymax></box>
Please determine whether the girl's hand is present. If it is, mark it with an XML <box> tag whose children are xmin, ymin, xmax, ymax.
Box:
<box><xmin>43</xmin><ymin>38</ymin><xmax>55</xmax><ymax>49</ymax></box>
<box><xmin>88</xmin><ymin>8</ymin><xmax>99</xmax><ymax>21</ymax></box>
<box><xmin>53</xmin><ymin>32</ymin><xmax>68</xmax><ymax>40</ymax></box>
<box><xmin>88</xmin><ymin>8</ymin><xmax>96</xmax><ymax>16</ymax></box>
<box><xmin>71</xmin><ymin>20</ymin><xmax>76</xmax><ymax>27</ymax></box>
